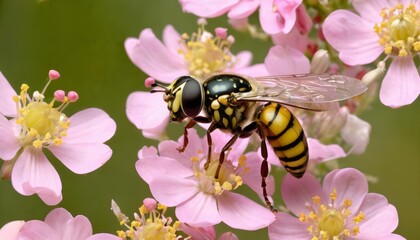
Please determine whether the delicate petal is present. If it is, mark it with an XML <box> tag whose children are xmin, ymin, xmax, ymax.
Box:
<box><xmin>272</xmin><ymin>27</ymin><xmax>309</xmax><ymax>53</ymax></box>
<box><xmin>307</xmin><ymin>138</ymin><xmax>346</xmax><ymax>163</ymax></box>
<box><xmin>176</xmin><ymin>191</ymin><xmax>222</xmax><ymax>227</ymax></box>
<box><xmin>0</xmin><ymin>221</ymin><xmax>25</xmax><ymax>240</ymax></box>
<box><xmin>351</xmin><ymin>0</ymin><xmax>395</xmax><ymax>23</ymax></box>
<box><xmin>282</xmin><ymin>172</ymin><xmax>325</xmax><ymax>216</ymax></box>
<box><xmin>218</xmin><ymin>232</ymin><xmax>239</xmax><ymax>240</ymax></box>
<box><xmin>380</xmin><ymin>234</ymin><xmax>407</xmax><ymax>240</ymax></box>
<box><xmin>239</xmin><ymin>63</ymin><xmax>269</xmax><ymax>76</ymax></box>
<box><xmin>149</xmin><ymin>176</ymin><xmax>198</xmax><ymax>207</ymax></box>
<box><xmin>322</xmin><ymin>168</ymin><xmax>368</xmax><ymax>213</ymax></box>
<box><xmin>179</xmin><ymin>0</ymin><xmax>239</xmax><ymax>18</ymax></box>
<box><xmin>17</xmin><ymin>220</ymin><xmax>58</xmax><ymax>240</ymax></box>
<box><xmin>227</xmin><ymin>0</ymin><xmax>259</xmax><ymax>19</ymax></box>
<box><xmin>124</xmin><ymin>29</ymin><xmax>187</xmax><ymax>82</ymax></box>
<box><xmin>44</xmin><ymin>208</ymin><xmax>73</xmax><ymax>231</ymax></box>
<box><xmin>11</xmin><ymin>148</ymin><xmax>62</xmax><ymax>205</ymax></box>
<box><xmin>268</xmin><ymin>212</ymin><xmax>308</xmax><ymax>240</ymax></box>
<box><xmin>232</xmin><ymin>51</ymin><xmax>252</xmax><ymax>69</ymax></box>
<box><xmin>217</xmin><ymin>191</ymin><xmax>275</xmax><ymax>230</ymax></box>
<box><xmin>61</xmin><ymin>215</ymin><xmax>92</xmax><ymax>240</ymax></box>
<box><xmin>265</xmin><ymin>45</ymin><xmax>310</xmax><ymax>75</ymax></box>
<box><xmin>162</xmin><ymin>25</ymin><xmax>183</xmax><ymax>55</ymax></box>
<box><xmin>126</xmin><ymin>91</ymin><xmax>169</xmax><ymax>131</ymax></box>
<box><xmin>379</xmin><ymin>57</ymin><xmax>420</xmax><ymax>108</ymax></box>
<box><xmin>356</xmin><ymin>193</ymin><xmax>399</xmax><ymax>238</ymax></box>
<box><xmin>260</xmin><ymin>0</ymin><xmax>302</xmax><ymax>34</ymax></box>
<box><xmin>136</xmin><ymin>156</ymin><xmax>193</xmax><ymax>183</ymax></box>
<box><xmin>323</xmin><ymin>10</ymin><xmax>383</xmax><ymax>65</ymax></box>
<box><xmin>341</xmin><ymin>114</ymin><xmax>371</xmax><ymax>155</ymax></box>
<box><xmin>180</xmin><ymin>224</ymin><xmax>214</xmax><ymax>240</ymax></box>
<box><xmin>65</xmin><ymin>108</ymin><xmax>116</xmax><ymax>144</ymax></box>
<box><xmin>87</xmin><ymin>234</ymin><xmax>121</xmax><ymax>240</ymax></box>
<box><xmin>49</xmin><ymin>143</ymin><xmax>112</xmax><ymax>174</ymax></box>
<box><xmin>0</xmin><ymin>125</ymin><xmax>20</xmax><ymax>161</ymax></box>
<box><xmin>0</xmin><ymin>71</ymin><xmax>18</xmax><ymax>117</ymax></box>
<box><xmin>211</xmin><ymin>129</ymin><xmax>248</xmax><ymax>163</ymax></box>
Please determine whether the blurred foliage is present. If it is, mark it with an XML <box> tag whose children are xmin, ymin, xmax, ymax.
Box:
<box><xmin>0</xmin><ymin>0</ymin><xmax>419</xmax><ymax>239</ymax></box>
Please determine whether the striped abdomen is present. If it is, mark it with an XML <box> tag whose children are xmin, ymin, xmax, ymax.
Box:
<box><xmin>257</xmin><ymin>103</ymin><xmax>308</xmax><ymax>178</ymax></box>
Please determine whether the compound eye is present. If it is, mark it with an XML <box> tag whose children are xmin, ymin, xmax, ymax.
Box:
<box><xmin>181</xmin><ymin>78</ymin><xmax>203</xmax><ymax>117</ymax></box>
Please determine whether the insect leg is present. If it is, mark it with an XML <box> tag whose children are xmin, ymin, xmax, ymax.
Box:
<box><xmin>258</xmin><ymin>123</ymin><xmax>278</xmax><ymax>213</ymax></box>
<box><xmin>204</xmin><ymin>121</ymin><xmax>219</xmax><ymax>170</ymax></box>
<box><xmin>215</xmin><ymin>133</ymin><xmax>240</xmax><ymax>179</ymax></box>
<box><xmin>177</xmin><ymin>119</ymin><xmax>197</xmax><ymax>152</ymax></box>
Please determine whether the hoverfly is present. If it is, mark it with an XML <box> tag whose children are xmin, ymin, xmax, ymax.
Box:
<box><xmin>150</xmin><ymin>73</ymin><xmax>367</xmax><ymax>211</ymax></box>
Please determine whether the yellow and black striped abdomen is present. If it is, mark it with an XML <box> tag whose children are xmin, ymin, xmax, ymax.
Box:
<box><xmin>257</xmin><ymin>103</ymin><xmax>308</xmax><ymax>178</ymax></box>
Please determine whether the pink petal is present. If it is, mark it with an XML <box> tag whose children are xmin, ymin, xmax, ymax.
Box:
<box><xmin>49</xmin><ymin>143</ymin><xmax>112</xmax><ymax>174</ymax></box>
<box><xmin>268</xmin><ymin>212</ymin><xmax>309</xmax><ymax>240</ymax></box>
<box><xmin>0</xmin><ymin>123</ymin><xmax>21</xmax><ymax>160</ymax></box>
<box><xmin>137</xmin><ymin>146</ymin><xmax>158</xmax><ymax>159</ymax></box>
<box><xmin>61</xmin><ymin>215</ymin><xmax>93</xmax><ymax>240</ymax></box>
<box><xmin>242</xmin><ymin>152</ymin><xmax>275</xmax><ymax>197</ymax></box>
<box><xmin>136</xmin><ymin>156</ymin><xmax>193</xmax><ymax>184</ymax></box>
<box><xmin>355</xmin><ymin>193</ymin><xmax>399</xmax><ymax>238</ymax></box>
<box><xmin>231</xmin><ymin>51</ymin><xmax>252</xmax><ymax>70</ymax></box>
<box><xmin>179</xmin><ymin>0</ymin><xmax>239</xmax><ymax>18</ymax></box>
<box><xmin>379</xmin><ymin>57</ymin><xmax>420</xmax><ymax>108</ymax></box>
<box><xmin>176</xmin><ymin>191</ymin><xmax>222</xmax><ymax>226</ymax></box>
<box><xmin>149</xmin><ymin>176</ymin><xmax>198</xmax><ymax>207</ymax></box>
<box><xmin>0</xmin><ymin>221</ymin><xmax>25</xmax><ymax>240</ymax></box>
<box><xmin>239</xmin><ymin>64</ymin><xmax>269</xmax><ymax>76</ymax></box>
<box><xmin>323</xmin><ymin>10</ymin><xmax>383</xmax><ymax>65</ymax></box>
<box><xmin>219</xmin><ymin>232</ymin><xmax>239</xmax><ymax>240</ymax></box>
<box><xmin>322</xmin><ymin>168</ymin><xmax>368</xmax><ymax>214</ymax></box>
<box><xmin>0</xmin><ymin>71</ymin><xmax>18</xmax><ymax>117</ymax></box>
<box><xmin>17</xmin><ymin>220</ymin><xmax>57</xmax><ymax>240</ymax></box>
<box><xmin>217</xmin><ymin>191</ymin><xmax>275</xmax><ymax>230</ymax></box>
<box><xmin>124</xmin><ymin>29</ymin><xmax>187</xmax><ymax>83</ymax></box>
<box><xmin>180</xmin><ymin>224</ymin><xmax>214</xmax><ymax>240</ymax></box>
<box><xmin>380</xmin><ymin>234</ymin><xmax>407</xmax><ymax>240</ymax></box>
<box><xmin>264</xmin><ymin>45</ymin><xmax>310</xmax><ymax>75</ymax></box>
<box><xmin>87</xmin><ymin>234</ymin><xmax>120</xmax><ymax>240</ymax></box>
<box><xmin>260</xmin><ymin>0</ymin><xmax>302</xmax><ymax>34</ymax></box>
<box><xmin>211</xmin><ymin>129</ymin><xmax>248</xmax><ymax>163</ymax></box>
<box><xmin>162</xmin><ymin>25</ymin><xmax>183</xmax><ymax>55</ymax></box>
<box><xmin>271</xmin><ymin>26</ymin><xmax>309</xmax><ymax>53</ymax></box>
<box><xmin>65</xmin><ymin>108</ymin><xmax>116</xmax><ymax>144</ymax></box>
<box><xmin>227</xmin><ymin>0</ymin><xmax>259</xmax><ymax>19</ymax></box>
<box><xmin>126</xmin><ymin>91</ymin><xmax>169</xmax><ymax>131</ymax></box>
<box><xmin>281</xmin><ymin>172</ymin><xmax>325</xmax><ymax>216</ymax></box>
<box><xmin>11</xmin><ymin>148</ymin><xmax>62</xmax><ymax>205</ymax></box>
<box><xmin>44</xmin><ymin>208</ymin><xmax>73</xmax><ymax>228</ymax></box>
<box><xmin>352</xmin><ymin>0</ymin><xmax>397</xmax><ymax>23</ymax></box>
<box><xmin>307</xmin><ymin>138</ymin><xmax>346</xmax><ymax>164</ymax></box>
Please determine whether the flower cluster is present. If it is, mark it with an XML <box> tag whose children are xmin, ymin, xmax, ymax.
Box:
<box><xmin>1</xmin><ymin>0</ymin><xmax>413</xmax><ymax>239</ymax></box>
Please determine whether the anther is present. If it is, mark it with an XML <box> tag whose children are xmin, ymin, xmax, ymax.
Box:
<box><xmin>144</xmin><ymin>77</ymin><xmax>156</xmax><ymax>88</ymax></box>
<box><xmin>48</xmin><ymin>70</ymin><xmax>60</xmax><ymax>80</ymax></box>
<box><xmin>67</xmin><ymin>91</ymin><xmax>79</xmax><ymax>102</ymax></box>
<box><xmin>215</xmin><ymin>27</ymin><xmax>228</xmax><ymax>39</ymax></box>
<box><xmin>54</xmin><ymin>90</ymin><xmax>66</xmax><ymax>102</ymax></box>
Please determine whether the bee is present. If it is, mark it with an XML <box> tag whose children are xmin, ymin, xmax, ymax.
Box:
<box><xmin>150</xmin><ymin>73</ymin><xmax>367</xmax><ymax>211</ymax></box>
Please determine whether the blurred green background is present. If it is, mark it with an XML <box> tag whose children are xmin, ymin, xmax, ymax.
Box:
<box><xmin>0</xmin><ymin>0</ymin><xmax>419</xmax><ymax>239</ymax></box>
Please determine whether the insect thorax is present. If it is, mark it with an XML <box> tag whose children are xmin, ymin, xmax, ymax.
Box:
<box><xmin>203</xmin><ymin>74</ymin><xmax>255</xmax><ymax>130</ymax></box>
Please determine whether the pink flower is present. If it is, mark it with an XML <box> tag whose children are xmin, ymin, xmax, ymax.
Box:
<box><xmin>0</xmin><ymin>71</ymin><xmax>116</xmax><ymax>205</ymax></box>
<box><xmin>136</xmin><ymin>129</ymin><xmax>275</xmax><ymax>230</ymax></box>
<box><xmin>125</xmin><ymin>23</ymin><xmax>265</xmax><ymax>139</ymax></box>
<box><xmin>0</xmin><ymin>208</ymin><xmax>119</xmax><ymax>240</ymax></box>
<box><xmin>268</xmin><ymin>168</ymin><xmax>404</xmax><ymax>240</ymax></box>
<box><xmin>323</xmin><ymin>1</ymin><xmax>420</xmax><ymax>108</ymax></box>
<box><xmin>181</xmin><ymin>224</ymin><xmax>238</xmax><ymax>240</ymax></box>
<box><xmin>178</xmin><ymin>0</ymin><xmax>310</xmax><ymax>35</ymax></box>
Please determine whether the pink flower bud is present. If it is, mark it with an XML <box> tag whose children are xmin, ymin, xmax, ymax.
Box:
<box><xmin>67</xmin><ymin>91</ymin><xmax>79</xmax><ymax>102</ymax></box>
<box><xmin>145</xmin><ymin>77</ymin><xmax>156</xmax><ymax>88</ymax></box>
<box><xmin>143</xmin><ymin>198</ymin><xmax>157</xmax><ymax>211</ymax></box>
<box><xmin>48</xmin><ymin>70</ymin><xmax>60</xmax><ymax>80</ymax></box>
<box><xmin>54</xmin><ymin>90</ymin><xmax>66</xmax><ymax>102</ymax></box>
<box><xmin>215</xmin><ymin>27</ymin><xmax>228</xmax><ymax>39</ymax></box>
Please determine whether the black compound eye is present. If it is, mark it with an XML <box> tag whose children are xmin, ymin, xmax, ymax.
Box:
<box><xmin>181</xmin><ymin>78</ymin><xmax>203</xmax><ymax>117</ymax></box>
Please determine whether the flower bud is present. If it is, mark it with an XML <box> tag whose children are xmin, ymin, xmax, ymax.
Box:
<box><xmin>310</xmin><ymin>49</ymin><xmax>330</xmax><ymax>74</ymax></box>
<box><xmin>361</xmin><ymin>61</ymin><xmax>386</xmax><ymax>85</ymax></box>
<box><xmin>67</xmin><ymin>91</ymin><xmax>79</xmax><ymax>102</ymax></box>
<box><xmin>215</xmin><ymin>27</ymin><xmax>228</xmax><ymax>39</ymax></box>
<box><xmin>48</xmin><ymin>70</ymin><xmax>60</xmax><ymax>80</ymax></box>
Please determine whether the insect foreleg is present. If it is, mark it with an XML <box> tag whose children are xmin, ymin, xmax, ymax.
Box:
<box><xmin>177</xmin><ymin>119</ymin><xmax>197</xmax><ymax>152</ymax></box>
<box><xmin>204</xmin><ymin>121</ymin><xmax>219</xmax><ymax>170</ymax></box>
<box><xmin>215</xmin><ymin>133</ymin><xmax>240</xmax><ymax>179</ymax></box>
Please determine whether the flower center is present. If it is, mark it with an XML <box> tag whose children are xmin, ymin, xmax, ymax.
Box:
<box><xmin>14</xmin><ymin>83</ymin><xmax>70</xmax><ymax>149</ymax></box>
<box><xmin>375</xmin><ymin>3</ymin><xmax>420</xmax><ymax>56</ymax></box>
<box><xmin>299</xmin><ymin>189</ymin><xmax>365</xmax><ymax>240</ymax></box>
<box><xmin>178</xmin><ymin>21</ymin><xmax>234</xmax><ymax>79</ymax></box>
<box><xmin>191</xmin><ymin>151</ymin><xmax>244</xmax><ymax>195</ymax></box>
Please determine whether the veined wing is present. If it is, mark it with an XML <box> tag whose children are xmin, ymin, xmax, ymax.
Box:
<box><xmin>235</xmin><ymin>74</ymin><xmax>368</xmax><ymax>111</ymax></box>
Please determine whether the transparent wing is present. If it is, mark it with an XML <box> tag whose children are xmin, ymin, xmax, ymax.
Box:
<box><xmin>235</xmin><ymin>74</ymin><xmax>368</xmax><ymax>111</ymax></box>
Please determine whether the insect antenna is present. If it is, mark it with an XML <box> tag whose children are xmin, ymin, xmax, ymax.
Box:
<box><xmin>145</xmin><ymin>77</ymin><xmax>170</xmax><ymax>94</ymax></box>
